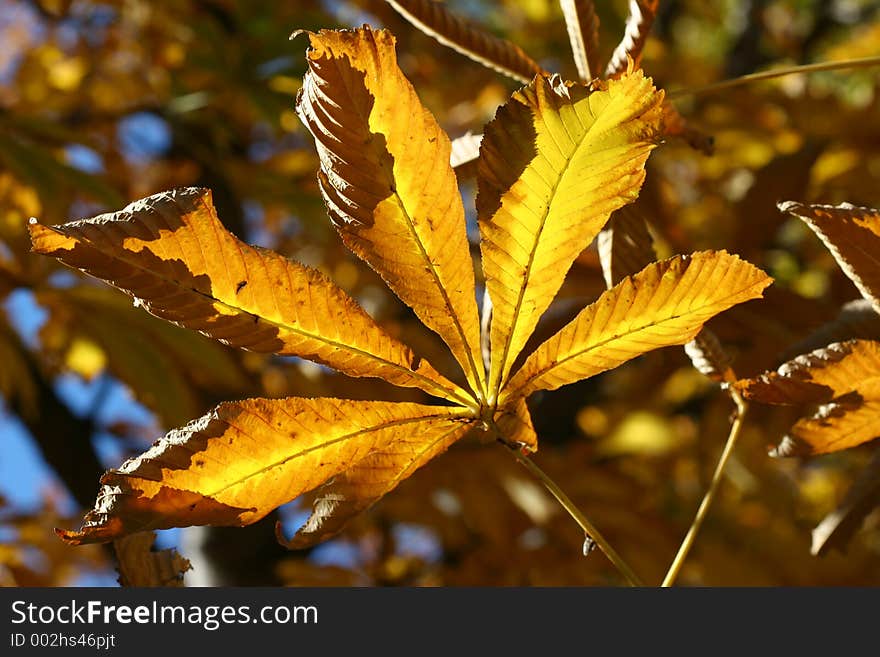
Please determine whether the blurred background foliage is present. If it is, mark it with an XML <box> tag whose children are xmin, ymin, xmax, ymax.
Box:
<box><xmin>1</xmin><ymin>0</ymin><xmax>880</xmax><ymax>586</ymax></box>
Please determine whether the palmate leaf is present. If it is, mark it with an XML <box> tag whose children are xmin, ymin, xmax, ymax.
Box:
<box><xmin>737</xmin><ymin>340</ymin><xmax>880</xmax><ymax>456</ymax></box>
<box><xmin>29</xmin><ymin>187</ymin><xmax>466</xmax><ymax>404</ymax></box>
<box><xmin>779</xmin><ymin>201</ymin><xmax>880</xmax><ymax>314</ymax></box>
<box><xmin>296</xmin><ymin>27</ymin><xmax>485</xmax><ymax>398</ymax></box>
<box><xmin>56</xmin><ymin>398</ymin><xmax>472</xmax><ymax>545</ymax></box>
<box><xmin>478</xmin><ymin>70</ymin><xmax>665</xmax><ymax>400</ymax></box>
<box><xmin>503</xmin><ymin>251</ymin><xmax>771</xmax><ymax>401</ymax></box>
<box><xmin>37</xmin><ymin>26</ymin><xmax>772</xmax><ymax>554</ymax></box>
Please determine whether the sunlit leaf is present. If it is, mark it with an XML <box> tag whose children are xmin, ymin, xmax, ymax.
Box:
<box><xmin>478</xmin><ymin>70</ymin><xmax>664</xmax><ymax>399</ymax></box>
<box><xmin>57</xmin><ymin>398</ymin><xmax>472</xmax><ymax>545</ymax></box>
<box><xmin>737</xmin><ymin>340</ymin><xmax>880</xmax><ymax>406</ymax></box>
<box><xmin>449</xmin><ymin>131</ymin><xmax>483</xmax><ymax>169</ymax></box>
<box><xmin>386</xmin><ymin>0</ymin><xmax>545</xmax><ymax>83</ymax></box>
<box><xmin>504</xmin><ymin>251</ymin><xmax>771</xmax><ymax>400</ymax></box>
<box><xmin>779</xmin><ymin>201</ymin><xmax>880</xmax><ymax>314</ymax></box>
<box><xmin>776</xmin><ymin>400</ymin><xmax>880</xmax><ymax>457</ymax></box>
<box><xmin>560</xmin><ymin>0</ymin><xmax>601</xmax><ymax>82</ymax></box>
<box><xmin>279</xmin><ymin>415</ymin><xmax>473</xmax><ymax>548</ymax></box>
<box><xmin>605</xmin><ymin>0</ymin><xmax>659</xmax><ymax>78</ymax></box>
<box><xmin>296</xmin><ymin>27</ymin><xmax>485</xmax><ymax>398</ymax></box>
<box><xmin>29</xmin><ymin>187</ymin><xmax>465</xmax><ymax>404</ymax></box>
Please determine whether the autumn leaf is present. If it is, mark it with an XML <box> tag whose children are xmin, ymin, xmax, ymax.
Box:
<box><xmin>28</xmin><ymin>187</ymin><xmax>465</xmax><ymax>404</ymax></box>
<box><xmin>605</xmin><ymin>0</ymin><xmax>660</xmax><ymax>78</ymax></box>
<box><xmin>597</xmin><ymin>204</ymin><xmax>657</xmax><ymax>290</ymax></box>
<box><xmin>56</xmin><ymin>398</ymin><xmax>472</xmax><ymax>545</ymax></box>
<box><xmin>560</xmin><ymin>0</ymin><xmax>601</xmax><ymax>82</ymax></box>
<box><xmin>296</xmin><ymin>27</ymin><xmax>486</xmax><ymax>398</ymax></box>
<box><xmin>738</xmin><ymin>340</ymin><xmax>880</xmax><ymax>455</ymax></box>
<box><xmin>779</xmin><ymin>201</ymin><xmax>880</xmax><ymax>314</ymax></box>
<box><xmin>385</xmin><ymin>0</ymin><xmax>545</xmax><ymax>84</ymax></box>
<box><xmin>35</xmin><ymin>26</ymin><xmax>769</xmax><ymax>553</ymax></box>
<box><xmin>478</xmin><ymin>69</ymin><xmax>665</xmax><ymax>400</ymax></box>
<box><xmin>503</xmin><ymin>251</ymin><xmax>771</xmax><ymax>401</ymax></box>
<box><xmin>114</xmin><ymin>531</ymin><xmax>191</xmax><ymax>587</ymax></box>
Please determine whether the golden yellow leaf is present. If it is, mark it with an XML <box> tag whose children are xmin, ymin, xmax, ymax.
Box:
<box><xmin>296</xmin><ymin>27</ymin><xmax>485</xmax><ymax>399</ymax></box>
<box><xmin>779</xmin><ymin>401</ymin><xmax>880</xmax><ymax>457</ymax></box>
<box><xmin>386</xmin><ymin>0</ymin><xmax>545</xmax><ymax>83</ymax></box>
<box><xmin>503</xmin><ymin>251</ymin><xmax>771</xmax><ymax>400</ymax></box>
<box><xmin>29</xmin><ymin>187</ymin><xmax>466</xmax><ymax>404</ymax></box>
<box><xmin>478</xmin><ymin>70</ymin><xmax>664</xmax><ymax>400</ymax></box>
<box><xmin>493</xmin><ymin>397</ymin><xmax>538</xmax><ymax>451</ymax></box>
<box><xmin>737</xmin><ymin>340</ymin><xmax>880</xmax><ymax>406</ymax></box>
<box><xmin>779</xmin><ymin>201</ymin><xmax>880</xmax><ymax>314</ymax></box>
<box><xmin>56</xmin><ymin>398</ymin><xmax>472</xmax><ymax>545</ymax></box>
<box><xmin>280</xmin><ymin>416</ymin><xmax>472</xmax><ymax>548</ymax></box>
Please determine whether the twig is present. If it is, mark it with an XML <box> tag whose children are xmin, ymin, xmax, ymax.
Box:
<box><xmin>661</xmin><ymin>388</ymin><xmax>748</xmax><ymax>587</ymax></box>
<box><xmin>500</xmin><ymin>440</ymin><xmax>644</xmax><ymax>587</ymax></box>
<box><xmin>667</xmin><ymin>55</ymin><xmax>880</xmax><ymax>99</ymax></box>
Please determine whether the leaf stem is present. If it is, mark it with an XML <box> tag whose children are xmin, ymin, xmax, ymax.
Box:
<box><xmin>500</xmin><ymin>440</ymin><xmax>644</xmax><ymax>587</ymax></box>
<box><xmin>667</xmin><ymin>56</ymin><xmax>880</xmax><ymax>99</ymax></box>
<box><xmin>661</xmin><ymin>388</ymin><xmax>747</xmax><ymax>587</ymax></box>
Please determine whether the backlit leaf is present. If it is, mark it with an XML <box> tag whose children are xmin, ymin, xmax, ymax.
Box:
<box><xmin>560</xmin><ymin>0</ymin><xmax>601</xmax><ymax>82</ymax></box>
<box><xmin>114</xmin><ymin>531</ymin><xmax>191</xmax><ymax>587</ymax></box>
<box><xmin>57</xmin><ymin>398</ymin><xmax>472</xmax><ymax>545</ymax></box>
<box><xmin>280</xmin><ymin>415</ymin><xmax>472</xmax><ymax>548</ymax></box>
<box><xmin>779</xmin><ymin>400</ymin><xmax>880</xmax><ymax>456</ymax></box>
<box><xmin>29</xmin><ymin>187</ymin><xmax>466</xmax><ymax>404</ymax></box>
<box><xmin>605</xmin><ymin>0</ymin><xmax>660</xmax><ymax>78</ymax></box>
<box><xmin>779</xmin><ymin>201</ymin><xmax>880</xmax><ymax>314</ymax></box>
<box><xmin>597</xmin><ymin>204</ymin><xmax>656</xmax><ymax>289</ymax></box>
<box><xmin>503</xmin><ymin>251</ymin><xmax>771</xmax><ymax>400</ymax></box>
<box><xmin>296</xmin><ymin>27</ymin><xmax>485</xmax><ymax>398</ymax></box>
<box><xmin>478</xmin><ymin>70</ymin><xmax>664</xmax><ymax>400</ymax></box>
<box><xmin>737</xmin><ymin>340</ymin><xmax>880</xmax><ymax>406</ymax></box>
<box><xmin>386</xmin><ymin>0</ymin><xmax>545</xmax><ymax>83</ymax></box>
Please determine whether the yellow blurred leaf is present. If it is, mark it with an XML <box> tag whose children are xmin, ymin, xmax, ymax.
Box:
<box><xmin>64</xmin><ymin>336</ymin><xmax>106</xmax><ymax>381</ymax></box>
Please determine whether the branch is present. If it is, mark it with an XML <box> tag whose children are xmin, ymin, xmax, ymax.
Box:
<box><xmin>500</xmin><ymin>440</ymin><xmax>644</xmax><ymax>586</ymax></box>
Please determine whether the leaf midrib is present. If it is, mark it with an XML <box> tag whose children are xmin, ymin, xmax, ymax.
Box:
<box><xmin>49</xmin><ymin>224</ymin><xmax>471</xmax><ymax>407</ymax></box>
<box><xmin>321</xmin><ymin>53</ymin><xmax>486</xmax><ymax>400</ymax></box>
<box><xmin>505</xmin><ymin>280</ymin><xmax>768</xmax><ymax>398</ymax></box>
<box><xmin>491</xmin><ymin>89</ymin><xmax>612</xmax><ymax>399</ymax></box>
